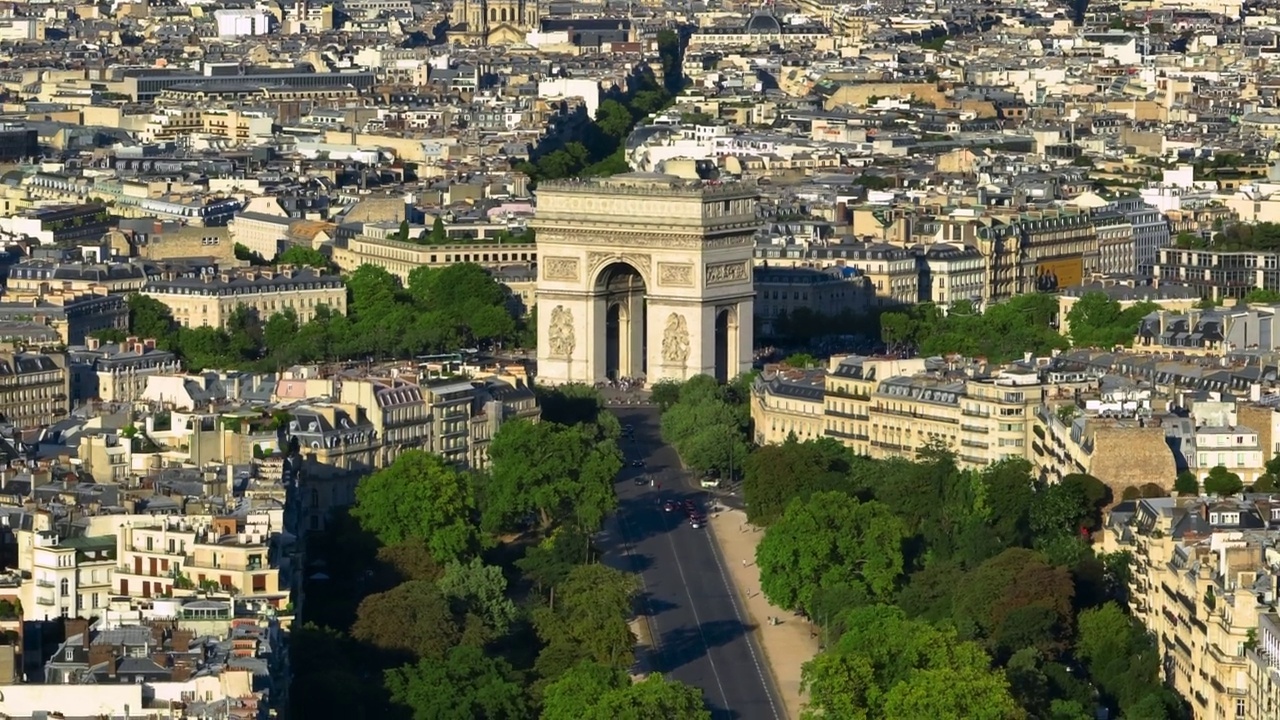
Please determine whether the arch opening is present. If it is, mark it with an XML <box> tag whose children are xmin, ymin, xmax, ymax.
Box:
<box><xmin>714</xmin><ymin>307</ymin><xmax>733</xmax><ymax>383</ymax></box>
<box><xmin>597</xmin><ymin>263</ymin><xmax>647</xmax><ymax>381</ymax></box>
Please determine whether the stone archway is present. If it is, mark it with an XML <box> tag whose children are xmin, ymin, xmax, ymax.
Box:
<box><xmin>534</xmin><ymin>173</ymin><xmax>758</xmax><ymax>386</ymax></box>
<box><xmin>597</xmin><ymin>262</ymin><xmax>647</xmax><ymax>381</ymax></box>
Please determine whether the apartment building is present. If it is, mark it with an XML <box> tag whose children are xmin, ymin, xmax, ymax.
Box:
<box><xmin>0</xmin><ymin>289</ymin><xmax>128</xmax><ymax>346</ymax></box>
<box><xmin>750</xmin><ymin>366</ymin><xmax>826</xmax><ymax>444</ymax></box>
<box><xmin>287</xmin><ymin>403</ymin><xmax>378</xmax><ymax>473</ymax></box>
<box><xmin>811</xmin><ymin>355</ymin><xmax>1043</xmax><ymax>469</ymax></box>
<box><xmin>1135</xmin><ymin>305</ymin><xmax>1280</xmax><ymax>356</ymax></box>
<box><xmin>115</xmin><ymin>517</ymin><xmax>282</xmax><ymax>604</ymax></box>
<box><xmin>753</xmin><ymin>266</ymin><xmax>872</xmax><ymax>334</ymax></box>
<box><xmin>68</xmin><ymin>336</ymin><xmax>182</xmax><ymax>403</ymax></box>
<box><xmin>142</xmin><ymin>266</ymin><xmax>347</xmax><ymax>329</ymax></box>
<box><xmin>23</xmin><ymin>532</ymin><xmax>115</xmax><ymax>621</ymax></box>
<box><xmin>0</xmin><ymin>350</ymin><xmax>67</xmax><ymax>429</ymax></box>
<box><xmin>333</xmin><ymin>231</ymin><xmax>537</xmax><ymax>283</ymax></box>
<box><xmin>5</xmin><ymin>257</ymin><xmax>149</xmax><ymax>295</ymax></box>
<box><xmin>337</xmin><ymin>376</ymin><xmax>430</xmax><ymax>467</ymax></box>
<box><xmin>1154</xmin><ymin>247</ymin><xmax>1280</xmax><ymax>302</ymax></box>
<box><xmin>976</xmin><ymin>209</ymin><xmax>1097</xmax><ymax>301</ymax></box>
<box><xmin>424</xmin><ymin>379</ymin><xmax>476</xmax><ymax>466</ymax></box>
<box><xmin>915</xmin><ymin>242</ymin><xmax>986</xmax><ymax>309</ymax></box>
<box><xmin>1103</xmin><ymin>496</ymin><xmax>1280</xmax><ymax>720</ymax></box>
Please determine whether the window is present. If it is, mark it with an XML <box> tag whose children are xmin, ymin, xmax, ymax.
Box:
<box><xmin>1237</xmin><ymin>699</ymin><xmax>1246</xmax><ymax>718</ymax></box>
<box><xmin>59</xmin><ymin>578</ymin><xmax>68</xmax><ymax>597</ymax></box>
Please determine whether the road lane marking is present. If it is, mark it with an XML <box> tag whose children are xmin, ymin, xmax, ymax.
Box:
<box><xmin>703</xmin><ymin>517</ymin><xmax>785</xmax><ymax>720</ymax></box>
<box><xmin>613</xmin><ymin>496</ymin><xmax>664</xmax><ymax>672</ymax></box>
<box><xmin>656</xmin><ymin>506</ymin><xmax>733</xmax><ymax>716</ymax></box>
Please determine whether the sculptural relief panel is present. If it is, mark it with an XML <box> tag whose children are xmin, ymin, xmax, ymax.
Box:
<box><xmin>657</xmin><ymin>262</ymin><xmax>694</xmax><ymax>287</ymax></box>
<box><xmin>704</xmin><ymin>261</ymin><xmax>750</xmax><ymax>286</ymax></box>
<box><xmin>541</xmin><ymin>257</ymin><xmax>579</xmax><ymax>282</ymax></box>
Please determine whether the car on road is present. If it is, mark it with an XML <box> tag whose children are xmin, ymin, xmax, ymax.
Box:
<box><xmin>631</xmin><ymin>459</ymin><xmax>645</xmax><ymax>467</ymax></box>
<box><xmin>663</xmin><ymin>500</ymin><xmax>679</xmax><ymax>512</ymax></box>
<box><xmin>683</xmin><ymin>500</ymin><xmax>697</xmax><ymax>515</ymax></box>
<box><xmin>689</xmin><ymin>514</ymin><xmax>705</xmax><ymax>529</ymax></box>
<box><xmin>634</xmin><ymin>476</ymin><xmax>649</xmax><ymax>486</ymax></box>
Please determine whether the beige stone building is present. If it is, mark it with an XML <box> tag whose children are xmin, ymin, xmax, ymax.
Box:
<box><xmin>338</xmin><ymin>376</ymin><xmax>430</xmax><ymax>468</ymax></box>
<box><xmin>0</xmin><ymin>350</ymin><xmax>67</xmax><ymax>429</ymax></box>
<box><xmin>750</xmin><ymin>366</ymin><xmax>826</xmax><ymax>445</ymax></box>
<box><xmin>115</xmin><ymin>518</ymin><xmax>282</xmax><ymax>603</ymax></box>
<box><xmin>333</xmin><ymin>231</ymin><xmax>536</xmax><ymax>283</ymax></box>
<box><xmin>534</xmin><ymin>174</ymin><xmax>757</xmax><ymax>385</ymax></box>
<box><xmin>1103</xmin><ymin>496</ymin><xmax>1280</xmax><ymax>720</ymax></box>
<box><xmin>142</xmin><ymin>266</ymin><xmax>346</xmax><ymax>329</ymax></box>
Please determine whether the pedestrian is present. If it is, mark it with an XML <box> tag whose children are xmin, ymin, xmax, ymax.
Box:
<box><xmin>741</xmin><ymin>559</ymin><xmax>746</xmax><ymax>568</ymax></box>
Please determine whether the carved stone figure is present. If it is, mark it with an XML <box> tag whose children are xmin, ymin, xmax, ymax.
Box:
<box><xmin>548</xmin><ymin>305</ymin><xmax>575</xmax><ymax>358</ymax></box>
<box><xmin>661</xmin><ymin>313</ymin><xmax>690</xmax><ymax>364</ymax></box>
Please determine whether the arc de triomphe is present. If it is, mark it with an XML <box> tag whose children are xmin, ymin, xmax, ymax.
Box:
<box><xmin>532</xmin><ymin>173</ymin><xmax>758</xmax><ymax>386</ymax></box>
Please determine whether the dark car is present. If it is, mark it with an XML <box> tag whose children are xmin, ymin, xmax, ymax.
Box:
<box><xmin>634</xmin><ymin>476</ymin><xmax>648</xmax><ymax>486</ymax></box>
<box><xmin>663</xmin><ymin>500</ymin><xmax>679</xmax><ymax>512</ymax></box>
<box><xmin>689</xmin><ymin>515</ymin><xmax>705</xmax><ymax>529</ymax></box>
<box><xmin>631</xmin><ymin>460</ymin><xmax>644</xmax><ymax>467</ymax></box>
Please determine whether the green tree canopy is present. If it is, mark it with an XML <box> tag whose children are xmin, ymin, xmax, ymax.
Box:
<box><xmin>351</xmin><ymin>450</ymin><xmax>480</xmax><ymax>561</ymax></box>
<box><xmin>742</xmin><ymin>436</ymin><xmax>852</xmax><ymax>526</ymax></box>
<box><xmin>484</xmin><ymin>419</ymin><xmax>622</xmax><ymax>533</ymax></box>
<box><xmin>756</xmin><ymin>491</ymin><xmax>908</xmax><ymax>613</ymax></box>
<box><xmin>1203</xmin><ymin>466</ymin><xmax>1244</xmax><ymax>496</ymax></box>
<box><xmin>1065</xmin><ymin>292</ymin><xmax>1157</xmax><ymax>349</ymax></box>
<box><xmin>385</xmin><ymin>644</ymin><xmax>528</xmax><ymax>720</ymax></box>
<box><xmin>533</xmin><ymin>563</ymin><xmax>638</xmax><ymax>674</ymax></box>
<box><xmin>275</xmin><ymin>245</ymin><xmax>331</xmax><ymax>268</ymax></box>
<box><xmin>800</xmin><ymin>604</ymin><xmax>1020</xmax><ymax>720</ymax></box>
<box><xmin>351</xmin><ymin>580</ymin><xmax>461</xmax><ymax>661</ymax></box>
<box><xmin>437</xmin><ymin>557</ymin><xmax>519</xmax><ymax>642</ymax></box>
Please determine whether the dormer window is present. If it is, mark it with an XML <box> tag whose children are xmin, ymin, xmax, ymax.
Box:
<box><xmin>1272</xmin><ymin>508</ymin><xmax>1280</xmax><ymax>521</ymax></box>
<box><xmin>1211</xmin><ymin>513</ymin><xmax>1219</xmax><ymax>524</ymax></box>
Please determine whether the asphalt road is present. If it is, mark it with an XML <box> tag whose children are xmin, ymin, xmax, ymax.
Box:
<box><xmin>601</xmin><ymin>406</ymin><xmax>783</xmax><ymax>720</ymax></box>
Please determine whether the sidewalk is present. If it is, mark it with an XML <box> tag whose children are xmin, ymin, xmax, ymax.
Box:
<box><xmin>707</xmin><ymin>506</ymin><xmax>820</xmax><ymax>720</ymax></box>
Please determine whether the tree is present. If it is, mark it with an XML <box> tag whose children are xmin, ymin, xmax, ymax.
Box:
<box><xmin>800</xmin><ymin>605</ymin><xmax>1018</xmax><ymax>720</ymax></box>
<box><xmin>542</xmin><ymin>663</ymin><xmax>710</xmax><ymax>720</ymax></box>
<box><xmin>275</xmin><ymin>245</ymin><xmax>330</xmax><ymax>268</ymax></box>
<box><xmin>126</xmin><ymin>293</ymin><xmax>177</xmax><ymax>346</ymax></box>
<box><xmin>783</xmin><ymin>352</ymin><xmax>818</xmax><ymax>368</ymax></box>
<box><xmin>484</xmin><ymin>419</ymin><xmax>622</xmax><ymax>533</ymax></box>
<box><xmin>596</xmin><ymin>99</ymin><xmax>635</xmax><ymax>140</ymax></box>
<box><xmin>1253</xmin><ymin>474</ymin><xmax>1278</xmax><ymax>492</ymax></box>
<box><xmin>385</xmin><ymin>644</ymin><xmax>528</xmax><ymax>720</ymax></box>
<box><xmin>1065</xmin><ymin>292</ymin><xmax>1157</xmax><ymax>349</ymax></box>
<box><xmin>351</xmin><ymin>581</ymin><xmax>461</xmax><ymax>661</ymax></box>
<box><xmin>742</xmin><ymin>437</ymin><xmax>851</xmax><ymax>526</ymax></box>
<box><xmin>437</xmin><ymin>557</ymin><xmax>519</xmax><ymax>641</ymax></box>
<box><xmin>428</xmin><ymin>216</ymin><xmax>447</xmax><ymax>244</ymax></box>
<box><xmin>540</xmin><ymin>661</ymin><xmax>629</xmax><ymax>720</ymax></box>
<box><xmin>951</xmin><ymin>548</ymin><xmax>1075</xmax><ymax>660</ymax></box>
<box><xmin>533</xmin><ymin>563</ymin><xmax>638</xmax><ymax>674</ymax></box>
<box><xmin>882</xmin><ymin>666</ymin><xmax>1026</xmax><ymax>720</ymax></box>
<box><xmin>1203</xmin><ymin>466</ymin><xmax>1244</xmax><ymax>496</ymax></box>
<box><xmin>396</xmin><ymin>219</ymin><xmax>410</xmax><ymax>241</ymax></box>
<box><xmin>1029</xmin><ymin>474</ymin><xmax>1109</xmax><ymax>539</ymax></box>
<box><xmin>351</xmin><ymin>450</ymin><xmax>480</xmax><ymax>561</ymax></box>
<box><xmin>590</xmin><ymin>675</ymin><xmax>711</xmax><ymax>719</ymax></box>
<box><xmin>289</xmin><ymin>624</ymin><xmax>369</xmax><ymax>719</ymax></box>
<box><xmin>755</xmin><ymin>491</ymin><xmax>907</xmax><ymax>613</ymax></box>
<box><xmin>1175</xmin><ymin>470</ymin><xmax>1199</xmax><ymax>495</ymax></box>
<box><xmin>650</xmin><ymin>379</ymin><xmax>683</xmax><ymax>411</ymax></box>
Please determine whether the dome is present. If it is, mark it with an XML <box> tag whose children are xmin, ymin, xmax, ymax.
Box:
<box><xmin>746</xmin><ymin>12</ymin><xmax>782</xmax><ymax>34</ymax></box>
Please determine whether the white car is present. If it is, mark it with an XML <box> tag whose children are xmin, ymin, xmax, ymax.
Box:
<box><xmin>700</xmin><ymin>478</ymin><xmax>720</xmax><ymax>489</ymax></box>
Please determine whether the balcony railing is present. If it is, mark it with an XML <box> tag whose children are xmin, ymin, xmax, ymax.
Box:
<box><xmin>35</xmin><ymin>579</ymin><xmax>53</xmax><ymax>588</ymax></box>
<box><xmin>35</xmin><ymin>597</ymin><xmax>54</xmax><ymax>606</ymax></box>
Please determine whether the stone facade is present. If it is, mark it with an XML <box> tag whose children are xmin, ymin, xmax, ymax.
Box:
<box><xmin>533</xmin><ymin>174</ymin><xmax>757</xmax><ymax>385</ymax></box>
